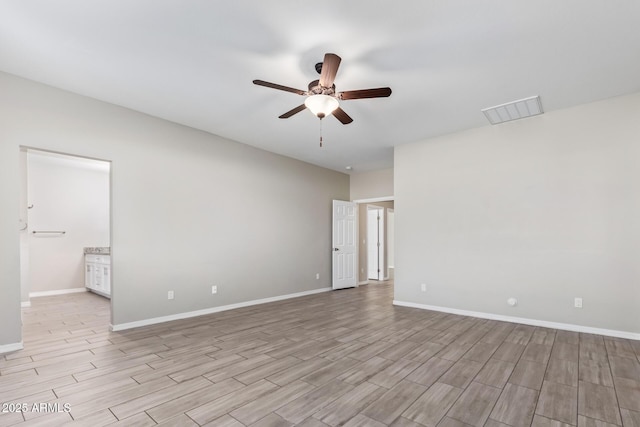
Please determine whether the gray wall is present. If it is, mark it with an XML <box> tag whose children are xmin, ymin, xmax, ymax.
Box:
<box><xmin>0</xmin><ymin>72</ymin><xmax>349</xmax><ymax>346</ymax></box>
<box><xmin>395</xmin><ymin>92</ymin><xmax>640</xmax><ymax>334</ymax></box>
<box><xmin>350</xmin><ymin>168</ymin><xmax>393</xmax><ymax>201</ymax></box>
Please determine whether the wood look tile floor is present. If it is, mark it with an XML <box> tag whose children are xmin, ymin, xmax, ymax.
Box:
<box><xmin>1</xmin><ymin>283</ymin><xmax>639</xmax><ymax>426</ymax></box>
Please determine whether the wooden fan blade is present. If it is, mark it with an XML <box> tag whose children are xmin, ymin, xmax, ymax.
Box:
<box><xmin>332</xmin><ymin>107</ymin><xmax>353</xmax><ymax>124</ymax></box>
<box><xmin>253</xmin><ymin>80</ymin><xmax>306</xmax><ymax>96</ymax></box>
<box><xmin>279</xmin><ymin>104</ymin><xmax>307</xmax><ymax>119</ymax></box>
<box><xmin>319</xmin><ymin>53</ymin><xmax>341</xmax><ymax>88</ymax></box>
<box><xmin>338</xmin><ymin>87</ymin><xmax>392</xmax><ymax>100</ymax></box>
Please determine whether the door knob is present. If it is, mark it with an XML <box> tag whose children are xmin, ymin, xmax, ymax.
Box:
<box><xmin>333</xmin><ymin>248</ymin><xmax>340</xmax><ymax>251</ymax></box>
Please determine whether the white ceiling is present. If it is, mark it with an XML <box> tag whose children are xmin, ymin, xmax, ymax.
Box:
<box><xmin>1</xmin><ymin>1</ymin><xmax>639</xmax><ymax>173</ymax></box>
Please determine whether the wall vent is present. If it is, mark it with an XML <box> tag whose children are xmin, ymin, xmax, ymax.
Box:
<box><xmin>481</xmin><ymin>95</ymin><xmax>543</xmax><ymax>125</ymax></box>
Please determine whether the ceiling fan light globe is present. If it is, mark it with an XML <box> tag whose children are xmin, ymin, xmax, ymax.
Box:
<box><xmin>305</xmin><ymin>94</ymin><xmax>339</xmax><ymax>118</ymax></box>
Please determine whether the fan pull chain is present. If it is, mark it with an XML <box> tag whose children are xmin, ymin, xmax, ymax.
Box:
<box><xmin>319</xmin><ymin>118</ymin><xmax>323</xmax><ymax>148</ymax></box>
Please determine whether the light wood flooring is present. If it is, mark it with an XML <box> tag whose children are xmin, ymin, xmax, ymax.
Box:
<box><xmin>1</xmin><ymin>283</ymin><xmax>640</xmax><ymax>426</ymax></box>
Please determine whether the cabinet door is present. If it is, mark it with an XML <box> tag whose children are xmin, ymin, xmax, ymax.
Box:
<box><xmin>94</xmin><ymin>263</ymin><xmax>103</xmax><ymax>291</ymax></box>
<box><xmin>85</xmin><ymin>263</ymin><xmax>94</xmax><ymax>290</ymax></box>
<box><xmin>102</xmin><ymin>265</ymin><xmax>111</xmax><ymax>296</ymax></box>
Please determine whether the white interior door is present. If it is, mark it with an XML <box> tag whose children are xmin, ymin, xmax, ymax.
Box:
<box><xmin>367</xmin><ymin>206</ymin><xmax>385</xmax><ymax>280</ymax></box>
<box><xmin>367</xmin><ymin>208</ymin><xmax>379</xmax><ymax>279</ymax></box>
<box><xmin>332</xmin><ymin>200</ymin><xmax>357</xmax><ymax>290</ymax></box>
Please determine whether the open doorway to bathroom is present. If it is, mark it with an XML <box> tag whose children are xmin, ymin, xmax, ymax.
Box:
<box><xmin>19</xmin><ymin>148</ymin><xmax>111</xmax><ymax>314</ymax></box>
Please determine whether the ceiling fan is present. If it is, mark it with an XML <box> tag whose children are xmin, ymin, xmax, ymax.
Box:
<box><xmin>253</xmin><ymin>53</ymin><xmax>392</xmax><ymax>124</ymax></box>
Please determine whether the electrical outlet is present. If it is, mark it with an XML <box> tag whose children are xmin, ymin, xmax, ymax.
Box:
<box><xmin>212</xmin><ymin>285</ymin><xmax>217</xmax><ymax>294</ymax></box>
<box><xmin>574</xmin><ymin>297</ymin><xmax>583</xmax><ymax>308</ymax></box>
<box><xmin>316</xmin><ymin>273</ymin><xmax>320</xmax><ymax>280</ymax></box>
<box><xmin>421</xmin><ymin>283</ymin><xmax>427</xmax><ymax>292</ymax></box>
<box><xmin>168</xmin><ymin>291</ymin><xmax>174</xmax><ymax>300</ymax></box>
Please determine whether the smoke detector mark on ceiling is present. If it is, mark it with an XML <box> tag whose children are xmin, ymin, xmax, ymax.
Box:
<box><xmin>482</xmin><ymin>96</ymin><xmax>543</xmax><ymax>125</ymax></box>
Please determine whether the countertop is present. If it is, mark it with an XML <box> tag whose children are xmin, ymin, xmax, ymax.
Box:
<box><xmin>84</xmin><ymin>247</ymin><xmax>110</xmax><ymax>255</ymax></box>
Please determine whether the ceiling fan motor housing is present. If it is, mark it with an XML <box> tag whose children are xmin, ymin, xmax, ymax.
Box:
<box><xmin>308</xmin><ymin>80</ymin><xmax>336</xmax><ymax>96</ymax></box>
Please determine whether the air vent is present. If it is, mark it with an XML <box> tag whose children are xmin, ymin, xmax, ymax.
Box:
<box><xmin>481</xmin><ymin>96</ymin><xmax>543</xmax><ymax>125</ymax></box>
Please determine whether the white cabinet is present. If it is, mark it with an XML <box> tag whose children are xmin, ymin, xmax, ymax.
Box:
<box><xmin>85</xmin><ymin>254</ymin><xmax>111</xmax><ymax>298</ymax></box>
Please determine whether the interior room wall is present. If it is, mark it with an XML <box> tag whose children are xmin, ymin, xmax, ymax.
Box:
<box><xmin>0</xmin><ymin>142</ymin><xmax>21</xmax><ymax>348</ymax></box>
<box><xmin>395</xmin><ymin>92</ymin><xmax>640</xmax><ymax>336</ymax></box>
<box><xmin>350</xmin><ymin>168</ymin><xmax>393</xmax><ymax>201</ymax></box>
<box><xmin>0</xmin><ymin>71</ymin><xmax>349</xmax><ymax>346</ymax></box>
<box><xmin>26</xmin><ymin>151</ymin><xmax>110</xmax><ymax>293</ymax></box>
<box><xmin>19</xmin><ymin>150</ymin><xmax>29</xmax><ymax>304</ymax></box>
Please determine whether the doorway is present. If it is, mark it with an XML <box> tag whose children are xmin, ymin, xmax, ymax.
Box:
<box><xmin>19</xmin><ymin>148</ymin><xmax>112</xmax><ymax>312</ymax></box>
<box><xmin>355</xmin><ymin>199</ymin><xmax>394</xmax><ymax>284</ymax></box>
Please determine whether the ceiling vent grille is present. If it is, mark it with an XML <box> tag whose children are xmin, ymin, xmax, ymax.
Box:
<box><xmin>481</xmin><ymin>95</ymin><xmax>543</xmax><ymax>125</ymax></box>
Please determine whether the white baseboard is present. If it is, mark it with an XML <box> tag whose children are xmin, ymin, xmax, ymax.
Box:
<box><xmin>393</xmin><ymin>300</ymin><xmax>640</xmax><ymax>341</ymax></box>
<box><xmin>111</xmin><ymin>287</ymin><xmax>332</xmax><ymax>332</ymax></box>
<box><xmin>21</xmin><ymin>301</ymin><xmax>31</xmax><ymax>308</ymax></box>
<box><xmin>358</xmin><ymin>280</ymin><xmax>370</xmax><ymax>285</ymax></box>
<box><xmin>0</xmin><ymin>341</ymin><xmax>24</xmax><ymax>355</ymax></box>
<box><xmin>30</xmin><ymin>288</ymin><xmax>88</xmax><ymax>298</ymax></box>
